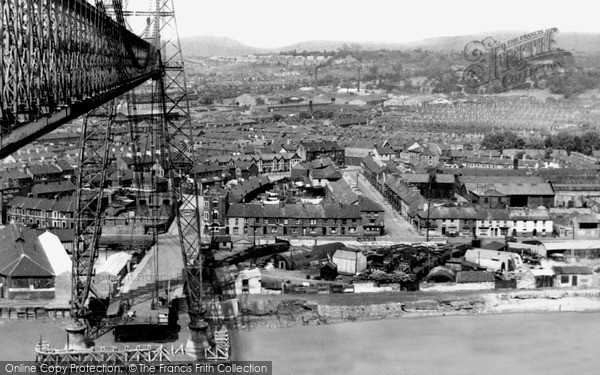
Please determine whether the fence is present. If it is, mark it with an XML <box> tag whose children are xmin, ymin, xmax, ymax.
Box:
<box><xmin>282</xmin><ymin>283</ymin><xmax>354</xmax><ymax>294</ymax></box>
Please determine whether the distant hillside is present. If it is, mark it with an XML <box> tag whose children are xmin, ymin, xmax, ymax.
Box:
<box><xmin>398</xmin><ymin>31</ymin><xmax>600</xmax><ymax>53</ymax></box>
<box><xmin>179</xmin><ymin>36</ymin><xmax>265</xmax><ymax>57</ymax></box>
<box><xmin>180</xmin><ymin>31</ymin><xmax>600</xmax><ymax>57</ymax></box>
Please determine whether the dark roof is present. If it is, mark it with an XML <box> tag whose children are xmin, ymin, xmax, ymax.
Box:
<box><xmin>227</xmin><ymin>203</ymin><xmax>361</xmax><ymax>219</ymax></box>
<box><xmin>35</xmin><ymin>228</ymin><xmax>74</xmax><ymax>242</ymax></box>
<box><xmin>417</xmin><ymin>206</ymin><xmax>477</xmax><ymax>220</ymax></box>
<box><xmin>32</xmin><ymin>180</ymin><xmax>76</xmax><ymax>195</ymax></box>
<box><xmin>27</xmin><ymin>163</ymin><xmax>62</xmax><ymax>175</ymax></box>
<box><xmin>326</xmin><ymin>179</ymin><xmax>358</xmax><ymax>205</ymax></box>
<box><xmin>9</xmin><ymin>196</ymin><xmax>78</xmax><ymax>213</ymax></box>
<box><xmin>362</xmin><ymin>156</ymin><xmax>385</xmax><ymax>174</ymax></box>
<box><xmin>476</xmin><ymin>209</ymin><xmax>511</xmax><ymax>221</ymax></box>
<box><xmin>55</xmin><ymin>159</ymin><xmax>75</xmax><ymax>172</ymax></box>
<box><xmin>481</xmin><ymin>241</ymin><xmax>507</xmax><ymax>251</ymax></box>
<box><xmin>302</xmin><ymin>140</ymin><xmax>343</xmax><ymax>152</ymax></box>
<box><xmin>228</xmin><ymin>175</ymin><xmax>271</xmax><ymax>202</ymax></box>
<box><xmin>456</xmin><ymin>271</ymin><xmax>495</xmax><ymax>283</ymax></box>
<box><xmin>401</xmin><ymin>173</ymin><xmax>455</xmax><ymax>184</ymax></box>
<box><xmin>0</xmin><ymin>223</ymin><xmax>54</xmax><ymax>277</ymax></box>
<box><xmin>0</xmin><ymin>170</ymin><xmax>31</xmax><ymax>180</ymax></box>
<box><xmin>311</xmin><ymin>165</ymin><xmax>342</xmax><ymax>180</ymax></box>
<box><xmin>312</xmin><ymin>242</ymin><xmax>347</xmax><ymax>259</ymax></box>
<box><xmin>358</xmin><ymin>196</ymin><xmax>384</xmax><ymax>212</ymax></box>
<box><xmin>552</xmin><ymin>266</ymin><xmax>592</xmax><ymax>275</ymax></box>
<box><xmin>192</xmin><ymin>163</ymin><xmax>223</xmax><ymax>174</ymax></box>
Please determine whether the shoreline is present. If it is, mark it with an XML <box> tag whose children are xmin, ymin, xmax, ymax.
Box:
<box><xmin>237</xmin><ymin>288</ymin><xmax>600</xmax><ymax>330</ymax></box>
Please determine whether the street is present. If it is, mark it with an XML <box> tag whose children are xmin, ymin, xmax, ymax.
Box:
<box><xmin>352</xmin><ymin>169</ymin><xmax>423</xmax><ymax>241</ymax></box>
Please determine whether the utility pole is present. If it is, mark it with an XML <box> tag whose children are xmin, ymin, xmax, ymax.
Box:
<box><xmin>426</xmin><ymin>178</ymin><xmax>432</xmax><ymax>242</ymax></box>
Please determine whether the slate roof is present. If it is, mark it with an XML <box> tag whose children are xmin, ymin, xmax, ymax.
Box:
<box><xmin>32</xmin><ymin>180</ymin><xmax>76</xmax><ymax>195</ymax></box>
<box><xmin>227</xmin><ymin>203</ymin><xmax>361</xmax><ymax>219</ymax></box>
<box><xmin>326</xmin><ymin>179</ymin><xmax>358</xmax><ymax>205</ymax></box>
<box><xmin>192</xmin><ymin>163</ymin><xmax>223</xmax><ymax>174</ymax></box>
<box><xmin>27</xmin><ymin>163</ymin><xmax>62</xmax><ymax>176</ymax></box>
<box><xmin>311</xmin><ymin>165</ymin><xmax>342</xmax><ymax>180</ymax></box>
<box><xmin>358</xmin><ymin>196</ymin><xmax>384</xmax><ymax>212</ymax></box>
<box><xmin>9</xmin><ymin>196</ymin><xmax>77</xmax><ymax>213</ymax></box>
<box><xmin>55</xmin><ymin>159</ymin><xmax>75</xmax><ymax>172</ymax></box>
<box><xmin>417</xmin><ymin>206</ymin><xmax>477</xmax><ymax>220</ymax></box>
<box><xmin>362</xmin><ymin>156</ymin><xmax>385</xmax><ymax>174</ymax></box>
<box><xmin>0</xmin><ymin>223</ymin><xmax>54</xmax><ymax>277</ymax></box>
<box><xmin>464</xmin><ymin>181</ymin><xmax>554</xmax><ymax>196</ymax></box>
<box><xmin>0</xmin><ymin>170</ymin><xmax>31</xmax><ymax>181</ymax></box>
<box><xmin>401</xmin><ymin>173</ymin><xmax>455</xmax><ymax>184</ymax></box>
<box><xmin>476</xmin><ymin>209</ymin><xmax>511</xmax><ymax>221</ymax></box>
<box><xmin>302</xmin><ymin>141</ymin><xmax>343</xmax><ymax>152</ymax></box>
<box><xmin>228</xmin><ymin>175</ymin><xmax>271</xmax><ymax>202</ymax></box>
<box><xmin>552</xmin><ymin>266</ymin><xmax>592</xmax><ymax>275</ymax></box>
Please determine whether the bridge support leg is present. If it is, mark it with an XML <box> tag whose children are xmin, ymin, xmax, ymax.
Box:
<box><xmin>65</xmin><ymin>322</ymin><xmax>89</xmax><ymax>350</ymax></box>
<box><xmin>185</xmin><ymin>320</ymin><xmax>210</xmax><ymax>360</ymax></box>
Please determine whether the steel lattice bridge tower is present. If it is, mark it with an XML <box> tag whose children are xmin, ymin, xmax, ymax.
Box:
<box><xmin>0</xmin><ymin>0</ymin><xmax>228</xmax><ymax>363</ymax></box>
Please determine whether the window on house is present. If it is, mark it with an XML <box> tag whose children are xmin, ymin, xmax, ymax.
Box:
<box><xmin>560</xmin><ymin>275</ymin><xmax>569</xmax><ymax>284</ymax></box>
<box><xmin>310</xmin><ymin>219</ymin><xmax>317</xmax><ymax>225</ymax></box>
<box><xmin>291</xmin><ymin>227</ymin><xmax>298</xmax><ymax>234</ymax></box>
<box><xmin>349</xmin><ymin>227</ymin><xmax>356</xmax><ymax>233</ymax></box>
<box><xmin>283</xmin><ymin>219</ymin><xmax>288</xmax><ymax>225</ymax></box>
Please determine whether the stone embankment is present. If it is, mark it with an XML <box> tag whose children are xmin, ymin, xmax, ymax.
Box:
<box><xmin>238</xmin><ymin>289</ymin><xmax>600</xmax><ymax>329</ymax></box>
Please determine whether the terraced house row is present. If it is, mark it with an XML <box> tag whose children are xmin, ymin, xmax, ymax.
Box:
<box><xmin>225</xmin><ymin>196</ymin><xmax>384</xmax><ymax>238</ymax></box>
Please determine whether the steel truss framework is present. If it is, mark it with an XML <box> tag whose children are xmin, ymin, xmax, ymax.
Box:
<box><xmin>149</xmin><ymin>0</ymin><xmax>206</xmax><ymax>327</ymax></box>
<box><xmin>72</xmin><ymin>99</ymin><xmax>115</xmax><ymax>326</ymax></box>
<box><xmin>0</xmin><ymin>0</ymin><xmax>160</xmax><ymax>158</ymax></box>
<box><xmin>72</xmin><ymin>0</ymin><xmax>207</xmax><ymax>335</ymax></box>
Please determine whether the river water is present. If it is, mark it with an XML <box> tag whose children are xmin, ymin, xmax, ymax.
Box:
<box><xmin>231</xmin><ymin>312</ymin><xmax>600</xmax><ymax>375</ymax></box>
<box><xmin>2</xmin><ymin>312</ymin><xmax>599</xmax><ymax>374</ymax></box>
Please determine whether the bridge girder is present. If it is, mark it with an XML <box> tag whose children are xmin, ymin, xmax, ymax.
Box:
<box><xmin>0</xmin><ymin>0</ymin><xmax>160</xmax><ymax>159</ymax></box>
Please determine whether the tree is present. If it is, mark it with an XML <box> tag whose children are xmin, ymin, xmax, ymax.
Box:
<box><xmin>481</xmin><ymin>131</ymin><xmax>526</xmax><ymax>151</ymax></box>
<box><xmin>369</xmin><ymin>65</ymin><xmax>379</xmax><ymax>77</ymax></box>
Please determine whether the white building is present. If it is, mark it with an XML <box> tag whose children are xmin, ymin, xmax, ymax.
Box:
<box><xmin>332</xmin><ymin>250</ymin><xmax>367</xmax><ymax>275</ymax></box>
<box><xmin>552</xmin><ymin>266</ymin><xmax>593</xmax><ymax>288</ymax></box>
<box><xmin>235</xmin><ymin>268</ymin><xmax>262</xmax><ymax>295</ymax></box>
<box><xmin>464</xmin><ymin>249</ymin><xmax>523</xmax><ymax>272</ymax></box>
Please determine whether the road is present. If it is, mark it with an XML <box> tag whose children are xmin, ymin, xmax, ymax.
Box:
<box><xmin>353</xmin><ymin>170</ymin><xmax>423</xmax><ymax>241</ymax></box>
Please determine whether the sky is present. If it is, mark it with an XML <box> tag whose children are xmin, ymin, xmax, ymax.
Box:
<box><xmin>129</xmin><ymin>0</ymin><xmax>600</xmax><ymax>48</ymax></box>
